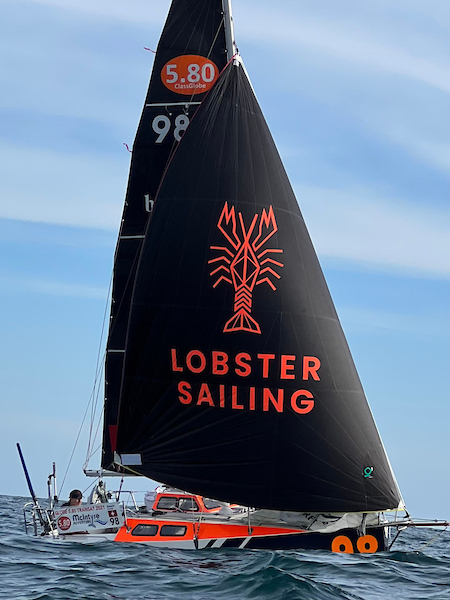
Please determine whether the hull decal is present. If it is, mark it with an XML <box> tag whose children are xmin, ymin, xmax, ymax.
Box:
<box><xmin>112</xmin><ymin>518</ymin><xmax>388</xmax><ymax>552</ymax></box>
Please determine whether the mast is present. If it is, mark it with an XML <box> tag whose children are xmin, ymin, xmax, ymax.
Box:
<box><xmin>222</xmin><ymin>0</ymin><xmax>237</xmax><ymax>60</ymax></box>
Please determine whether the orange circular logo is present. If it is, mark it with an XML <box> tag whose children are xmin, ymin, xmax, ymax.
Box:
<box><xmin>57</xmin><ymin>516</ymin><xmax>71</xmax><ymax>531</ymax></box>
<box><xmin>161</xmin><ymin>55</ymin><xmax>219</xmax><ymax>96</ymax></box>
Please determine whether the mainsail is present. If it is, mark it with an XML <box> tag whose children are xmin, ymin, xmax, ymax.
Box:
<box><xmin>103</xmin><ymin>0</ymin><xmax>230</xmax><ymax>468</ymax></box>
<box><xmin>109</xmin><ymin>59</ymin><xmax>402</xmax><ymax>514</ymax></box>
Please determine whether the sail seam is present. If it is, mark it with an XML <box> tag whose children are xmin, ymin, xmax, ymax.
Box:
<box><xmin>146</xmin><ymin>102</ymin><xmax>201</xmax><ymax>107</ymax></box>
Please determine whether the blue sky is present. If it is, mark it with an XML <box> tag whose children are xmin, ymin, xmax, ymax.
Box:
<box><xmin>1</xmin><ymin>0</ymin><xmax>449</xmax><ymax>520</ymax></box>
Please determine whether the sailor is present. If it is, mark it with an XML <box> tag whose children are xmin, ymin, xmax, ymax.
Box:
<box><xmin>61</xmin><ymin>489</ymin><xmax>83</xmax><ymax>507</ymax></box>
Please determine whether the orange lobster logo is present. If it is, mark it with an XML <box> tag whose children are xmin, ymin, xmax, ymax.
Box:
<box><xmin>209</xmin><ymin>202</ymin><xmax>284</xmax><ymax>334</ymax></box>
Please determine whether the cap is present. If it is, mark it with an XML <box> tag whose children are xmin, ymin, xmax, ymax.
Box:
<box><xmin>69</xmin><ymin>489</ymin><xmax>83</xmax><ymax>500</ymax></box>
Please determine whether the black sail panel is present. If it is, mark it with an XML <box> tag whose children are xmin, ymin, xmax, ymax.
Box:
<box><xmin>102</xmin><ymin>0</ymin><xmax>228</xmax><ymax>469</ymax></box>
<box><xmin>115</xmin><ymin>63</ymin><xmax>402</xmax><ymax>513</ymax></box>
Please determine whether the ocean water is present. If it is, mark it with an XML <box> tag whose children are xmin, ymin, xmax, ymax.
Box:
<box><xmin>1</xmin><ymin>495</ymin><xmax>449</xmax><ymax>600</ymax></box>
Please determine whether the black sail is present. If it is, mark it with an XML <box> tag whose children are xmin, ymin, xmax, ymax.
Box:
<box><xmin>113</xmin><ymin>62</ymin><xmax>402</xmax><ymax>514</ymax></box>
<box><xmin>102</xmin><ymin>0</ymin><xmax>229</xmax><ymax>469</ymax></box>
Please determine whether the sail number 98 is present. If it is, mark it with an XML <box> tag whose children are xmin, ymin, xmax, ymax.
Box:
<box><xmin>152</xmin><ymin>115</ymin><xmax>189</xmax><ymax>144</ymax></box>
<box><xmin>161</xmin><ymin>55</ymin><xmax>219</xmax><ymax>96</ymax></box>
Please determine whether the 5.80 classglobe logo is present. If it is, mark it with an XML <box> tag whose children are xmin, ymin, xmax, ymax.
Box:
<box><xmin>161</xmin><ymin>55</ymin><xmax>219</xmax><ymax>95</ymax></box>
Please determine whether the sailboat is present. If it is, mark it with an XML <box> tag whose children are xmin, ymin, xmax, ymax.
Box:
<box><xmin>19</xmin><ymin>0</ymin><xmax>447</xmax><ymax>552</ymax></box>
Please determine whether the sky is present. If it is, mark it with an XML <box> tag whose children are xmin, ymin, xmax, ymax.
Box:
<box><xmin>1</xmin><ymin>0</ymin><xmax>449</xmax><ymax>520</ymax></box>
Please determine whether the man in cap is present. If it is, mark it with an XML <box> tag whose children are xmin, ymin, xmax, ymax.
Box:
<box><xmin>61</xmin><ymin>489</ymin><xmax>83</xmax><ymax>507</ymax></box>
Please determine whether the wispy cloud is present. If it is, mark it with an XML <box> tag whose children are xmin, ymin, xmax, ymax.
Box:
<box><xmin>0</xmin><ymin>274</ymin><xmax>108</xmax><ymax>299</ymax></box>
<box><xmin>25</xmin><ymin>0</ymin><xmax>169</xmax><ymax>25</ymax></box>
<box><xmin>384</xmin><ymin>135</ymin><xmax>450</xmax><ymax>176</ymax></box>
<box><xmin>2</xmin><ymin>412</ymin><xmax>86</xmax><ymax>438</ymax></box>
<box><xmin>237</xmin><ymin>2</ymin><xmax>449</xmax><ymax>94</ymax></box>
<box><xmin>0</xmin><ymin>143</ymin><xmax>124</xmax><ymax>230</ymax></box>
<box><xmin>0</xmin><ymin>218</ymin><xmax>116</xmax><ymax>249</ymax></box>
<box><xmin>236</xmin><ymin>2</ymin><xmax>450</xmax><ymax>182</ymax></box>
<box><xmin>338</xmin><ymin>306</ymin><xmax>449</xmax><ymax>338</ymax></box>
<box><xmin>297</xmin><ymin>184</ymin><xmax>450</xmax><ymax>280</ymax></box>
<box><xmin>413</xmin><ymin>141</ymin><xmax>450</xmax><ymax>174</ymax></box>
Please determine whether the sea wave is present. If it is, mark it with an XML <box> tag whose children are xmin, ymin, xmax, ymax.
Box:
<box><xmin>1</xmin><ymin>495</ymin><xmax>449</xmax><ymax>600</ymax></box>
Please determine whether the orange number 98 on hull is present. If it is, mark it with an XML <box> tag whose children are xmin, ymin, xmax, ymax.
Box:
<box><xmin>331</xmin><ymin>534</ymin><xmax>379</xmax><ymax>554</ymax></box>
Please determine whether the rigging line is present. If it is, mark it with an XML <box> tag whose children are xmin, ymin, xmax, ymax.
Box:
<box><xmin>194</xmin><ymin>507</ymin><xmax>204</xmax><ymax>549</ymax></box>
<box><xmin>92</xmin><ymin>268</ymin><xmax>113</xmax><ymax>381</ymax></box>
<box><xmin>59</xmin><ymin>397</ymin><xmax>94</xmax><ymax>497</ymax></box>
<box><xmin>186</xmin><ymin>15</ymin><xmax>224</xmax><ymax>107</ymax></box>
<box><xmin>84</xmin><ymin>414</ymin><xmax>103</xmax><ymax>467</ymax></box>
<box><xmin>105</xmin><ymin>238</ymin><xmax>148</xmax><ymax>428</ymax></box>
<box><xmin>86</xmin><ymin>350</ymin><xmax>107</xmax><ymax>463</ymax></box>
<box><xmin>93</xmin><ymin>408</ymin><xmax>103</xmax><ymax>443</ymax></box>
<box><xmin>82</xmin><ymin>478</ymin><xmax>98</xmax><ymax>498</ymax></box>
<box><xmin>84</xmin><ymin>383</ymin><xmax>104</xmax><ymax>469</ymax></box>
<box><xmin>114</xmin><ymin>464</ymin><xmax>143</xmax><ymax>477</ymax></box>
<box><xmin>207</xmin><ymin>16</ymin><xmax>224</xmax><ymax>59</ymax></box>
<box><xmin>87</xmin><ymin>362</ymin><xmax>103</xmax><ymax>461</ymax></box>
<box><xmin>388</xmin><ymin>527</ymin><xmax>403</xmax><ymax>550</ymax></box>
<box><xmin>85</xmin><ymin>443</ymin><xmax>102</xmax><ymax>463</ymax></box>
<box><xmin>102</xmin><ymin>221</ymin><xmax>149</xmax><ymax>439</ymax></box>
<box><xmin>64</xmin><ymin>349</ymin><xmax>105</xmax><ymax>487</ymax></box>
<box><xmin>105</xmin><ymin>212</ymin><xmax>148</xmax><ymax>344</ymax></box>
<box><xmin>87</xmin><ymin>357</ymin><xmax>106</xmax><ymax>451</ymax></box>
<box><xmin>59</xmin><ymin>279</ymin><xmax>108</xmax><ymax>488</ymax></box>
<box><xmin>85</xmin><ymin>270</ymin><xmax>113</xmax><ymax>462</ymax></box>
<box><xmin>417</xmin><ymin>526</ymin><xmax>448</xmax><ymax>552</ymax></box>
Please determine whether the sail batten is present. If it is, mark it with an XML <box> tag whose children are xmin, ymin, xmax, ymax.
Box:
<box><xmin>108</xmin><ymin>61</ymin><xmax>402</xmax><ymax>513</ymax></box>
